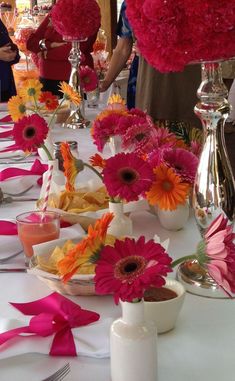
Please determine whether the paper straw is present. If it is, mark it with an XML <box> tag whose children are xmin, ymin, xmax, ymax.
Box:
<box><xmin>41</xmin><ymin>162</ymin><xmax>53</xmax><ymax>221</ymax></box>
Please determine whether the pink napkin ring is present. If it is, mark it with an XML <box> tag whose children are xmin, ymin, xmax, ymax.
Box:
<box><xmin>0</xmin><ymin>292</ymin><xmax>100</xmax><ymax>356</ymax></box>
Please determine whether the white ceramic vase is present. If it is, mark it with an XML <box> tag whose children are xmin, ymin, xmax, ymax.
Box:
<box><xmin>110</xmin><ymin>300</ymin><xmax>158</xmax><ymax>381</ymax></box>
<box><xmin>40</xmin><ymin>159</ymin><xmax>65</xmax><ymax>200</ymax></box>
<box><xmin>108</xmin><ymin>202</ymin><xmax>133</xmax><ymax>237</ymax></box>
<box><xmin>157</xmin><ymin>201</ymin><xmax>190</xmax><ymax>231</ymax></box>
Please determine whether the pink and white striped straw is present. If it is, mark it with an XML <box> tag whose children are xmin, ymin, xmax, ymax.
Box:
<box><xmin>41</xmin><ymin>162</ymin><xmax>54</xmax><ymax>221</ymax></box>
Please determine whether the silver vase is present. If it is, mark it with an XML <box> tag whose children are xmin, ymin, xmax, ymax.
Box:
<box><xmin>63</xmin><ymin>40</ymin><xmax>89</xmax><ymax>129</ymax></box>
<box><xmin>177</xmin><ymin>62</ymin><xmax>235</xmax><ymax>298</ymax></box>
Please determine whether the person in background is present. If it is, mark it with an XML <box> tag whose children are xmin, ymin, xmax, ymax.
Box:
<box><xmin>136</xmin><ymin>55</ymin><xmax>202</xmax><ymax>132</ymax></box>
<box><xmin>0</xmin><ymin>19</ymin><xmax>20</xmax><ymax>102</ymax></box>
<box><xmin>26</xmin><ymin>12</ymin><xmax>98</xmax><ymax>97</ymax></box>
<box><xmin>100</xmin><ymin>0</ymin><xmax>138</xmax><ymax>109</ymax></box>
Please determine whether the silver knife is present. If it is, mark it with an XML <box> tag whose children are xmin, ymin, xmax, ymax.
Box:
<box><xmin>0</xmin><ymin>268</ymin><xmax>27</xmax><ymax>273</ymax></box>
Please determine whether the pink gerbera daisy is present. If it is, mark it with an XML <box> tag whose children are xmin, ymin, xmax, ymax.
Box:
<box><xmin>197</xmin><ymin>214</ymin><xmax>235</xmax><ymax>297</ymax></box>
<box><xmin>79</xmin><ymin>65</ymin><xmax>98</xmax><ymax>92</ymax></box>
<box><xmin>122</xmin><ymin>121</ymin><xmax>159</xmax><ymax>154</ymax></box>
<box><xmin>163</xmin><ymin>148</ymin><xmax>199</xmax><ymax>184</ymax></box>
<box><xmin>95</xmin><ymin>236</ymin><xmax>172</xmax><ymax>304</ymax></box>
<box><xmin>12</xmin><ymin>114</ymin><xmax>49</xmax><ymax>152</ymax></box>
<box><xmin>92</xmin><ymin>113</ymin><xmax>123</xmax><ymax>151</ymax></box>
<box><xmin>147</xmin><ymin>149</ymin><xmax>164</xmax><ymax>168</ymax></box>
<box><xmin>102</xmin><ymin>152</ymin><xmax>154</xmax><ymax>202</ymax></box>
<box><xmin>155</xmin><ymin>126</ymin><xmax>177</xmax><ymax>150</ymax></box>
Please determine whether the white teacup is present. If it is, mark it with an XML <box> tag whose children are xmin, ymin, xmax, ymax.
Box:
<box><xmin>144</xmin><ymin>279</ymin><xmax>185</xmax><ymax>334</ymax></box>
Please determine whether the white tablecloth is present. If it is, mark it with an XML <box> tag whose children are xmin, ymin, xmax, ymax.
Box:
<box><xmin>0</xmin><ymin>112</ymin><xmax>235</xmax><ymax>381</ymax></box>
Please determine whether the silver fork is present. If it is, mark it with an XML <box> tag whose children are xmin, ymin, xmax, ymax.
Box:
<box><xmin>42</xmin><ymin>363</ymin><xmax>71</xmax><ymax>381</ymax></box>
<box><xmin>2</xmin><ymin>184</ymin><xmax>34</xmax><ymax>196</ymax></box>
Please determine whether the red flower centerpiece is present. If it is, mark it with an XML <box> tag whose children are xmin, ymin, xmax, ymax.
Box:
<box><xmin>126</xmin><ymin>0</ymin><xmax>235</xmax><ymax>72</ymax></box>
<box><xmin>51</xmin><ymin>0</ymin><xmax>101</xmax><ymax>40</ymax></box>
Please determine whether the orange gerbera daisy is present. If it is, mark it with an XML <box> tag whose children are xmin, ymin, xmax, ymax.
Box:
<box><xmin>89</xmin><ymin>153</ymin><xmax>106</xmax><ymax>169</ymax></box>
<box><xmin>8</xmin><ymin>95</ymin><xmax>26</xmax><ymax>121</ymax></box>
<box><xmin>58</xmin><ymin>212</ymin><xmax>113</xmax><ymax>282</ymax></box>
<box><xmin>95</xmin><ymin>108</ymin><xmax>128</xmax><ymax>121</ymax></box>
<box><xmin>19</xmin><ymin>78</ymin><xmax>43</xmax><ymax>102</ymax></box>
<box><xmin>146</xmin><ymin>164</ymin><xmax>190</xmax><ymax>211</ymax></box>
<box><xmin>39</xmin><ymin>91</ymin><xmax>59</xmax><ymax>111</ymax></box>
<box><xmin>59</xmin><ymin>81</ymin><xmax>81</xmax><ymax>106</ymax></box>
<box><xmin>60</xmin><ymin>142</ymin><xmax>84</xmax><ymax>192</ymax></box>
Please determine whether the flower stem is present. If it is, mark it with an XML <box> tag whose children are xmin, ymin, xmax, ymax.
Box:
<box><xmin>171</xmin><ymin>254</ymin><xmax>197</xmax><ymax>268</ymax></box>
<box><xmin>33</xmin><ymin>94</ymin><xmax>40</xmax><ymax>115</ymax></box>
<box><xmin>48</xmin><ymin>98</ymin><xmax>65</xmax><ymax>128</ymax></box>
<box><xmin>41</xmin><ymin>143</ymin><xmax>53</xmax><ymax>161</ymax></box>
<box><xmin>84</xmin><ymin>162</ymin><xmax>103</xmax><ymax>181</ymax></box>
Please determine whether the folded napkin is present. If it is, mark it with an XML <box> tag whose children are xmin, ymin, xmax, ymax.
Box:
<box><xmin>0</xmin><ymin>159</ymin><xmax>47</xmax><ymax>186</ymax></box>
<box><xmin>0</xmin><ymin>292</ymin><xmax>112</xmax><ymax>359</ymax></box>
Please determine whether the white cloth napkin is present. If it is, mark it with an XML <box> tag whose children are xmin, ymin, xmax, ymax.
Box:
<box><xmin>0</xmin><ymin>317</ymin><xmax>112</xmax><ymax>359</ymax></box>
<box><xmin>0</xmin><ymin>172</ymin><xmax>40</xmax><ymax>195</ymax></box>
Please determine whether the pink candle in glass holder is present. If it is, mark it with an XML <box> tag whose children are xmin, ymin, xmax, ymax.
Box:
<box><xmin>16</xmin><ymin>211</ymin><xmax>60</xmax><ymax>265</ymax></box>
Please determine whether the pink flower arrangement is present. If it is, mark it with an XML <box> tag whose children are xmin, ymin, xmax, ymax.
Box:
<box><xmin>95</xmin><ymin>236</ymin><xmax>173</xmax><ymax>304</ymax></box>
<box><xmin>79</xmin><ymin>65</ymin><xmax>98</xmax><ymax>92</ymax></box>
<box><xmin>202</xmin><ymin>214</ymin><xmax>235</xmax><ymax>296</ymax></box>
<box><xmin>126</xmin><ymin>0</ymin><xmax>235</xmax><ymax>72</ymax></box>
<box><xmin>172</xmin><ymin>214</ymin><xmax>235</xmax><ymax>297</ymax></box>
<box><xmin>52</xmin><ymin>0</ymin><xmax>101</xmax><ymax>40</ymax></box>
<box><xmin>92</xmin><ymin>112</ymin><xmax>126</xmax><ymax>151</ymax></box>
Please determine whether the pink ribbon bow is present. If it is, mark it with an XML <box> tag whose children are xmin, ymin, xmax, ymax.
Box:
<box><xmin>0</xmin><ymin>159</ymin><xmax>47</xmax><ymax>184</ymax></box>
<box><xmin>0</xmin><ymin>115</ymin><xmax>12</xmax><ymax>123</ymax></box>
<box><xmin>0</xmin><ymin>292</ymin><xmax>100</xmax><ymax>356</ymax></box>
<box><xmin>0</xmin><ymin>221</ymin><xmax>17</xmax><ymax>235</ymax></box>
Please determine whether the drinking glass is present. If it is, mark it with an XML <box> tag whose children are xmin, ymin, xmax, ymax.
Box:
<box><xmin>16</xmin><ymin>211</ymin><xmax>60</xmax><ymax>265</ymax></box>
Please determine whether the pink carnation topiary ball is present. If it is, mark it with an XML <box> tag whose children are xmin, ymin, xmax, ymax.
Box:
<box><xmin>126</xmin><ymin>0</ymin><xmax>235</xmax><ymax>72</ymax></box>
<box><xmin>52</xmin><ymin>0</ymin><xmax>101</xmax><ymax>40</ymax></box>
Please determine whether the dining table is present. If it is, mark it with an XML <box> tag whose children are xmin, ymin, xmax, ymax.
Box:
<box><xmin>0</xmin><ymin>100</ymin><xmax>235</xmax><ymax>381</ymax></box>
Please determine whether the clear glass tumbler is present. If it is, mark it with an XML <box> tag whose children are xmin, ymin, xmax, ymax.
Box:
<box><xmin>16</xmin><ymin>211</ymin><xmax>60</xmax><ymax>266</ymax></box>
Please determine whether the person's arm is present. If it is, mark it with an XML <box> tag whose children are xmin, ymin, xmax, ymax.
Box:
<box><xmin>0</xmin><ymin>45</ymin><xmax>18</xmax><ymax>63</ymax></box>
<box><xmin>100</xmin><ymin>36</ymin><xmax>133</xmax><ymax>92</ymax></box>
<box><xmin>45</xmin><ymin>42</ymin><xmax>71</xmax><ymax>61</ymax></box>
<box><xmin>26</xmin><ymin>15</ymin><xmax>50</xmax><ymax>54</ymax></box>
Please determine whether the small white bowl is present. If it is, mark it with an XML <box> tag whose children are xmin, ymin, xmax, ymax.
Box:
<box><xmin>144</xmin><ymin>279</ymin><xmax>185</xmax><ymax>334</ymax></box>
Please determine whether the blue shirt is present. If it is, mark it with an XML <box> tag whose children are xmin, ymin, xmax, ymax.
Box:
<box><xmin>116</xmin><ymin>1</ymin><xmax>139</xmax><ymax>109</ymax></box>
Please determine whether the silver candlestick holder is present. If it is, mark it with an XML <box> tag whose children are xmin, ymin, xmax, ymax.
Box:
<box><xmin>63</xmin><ymin>39</ymin><xmax>89</xmax><ymax>129</ymax></box>
<box><xmin>177</xmin><ymin>61</ymin><xmax>235</xmax><ymax>298</ymax></box>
